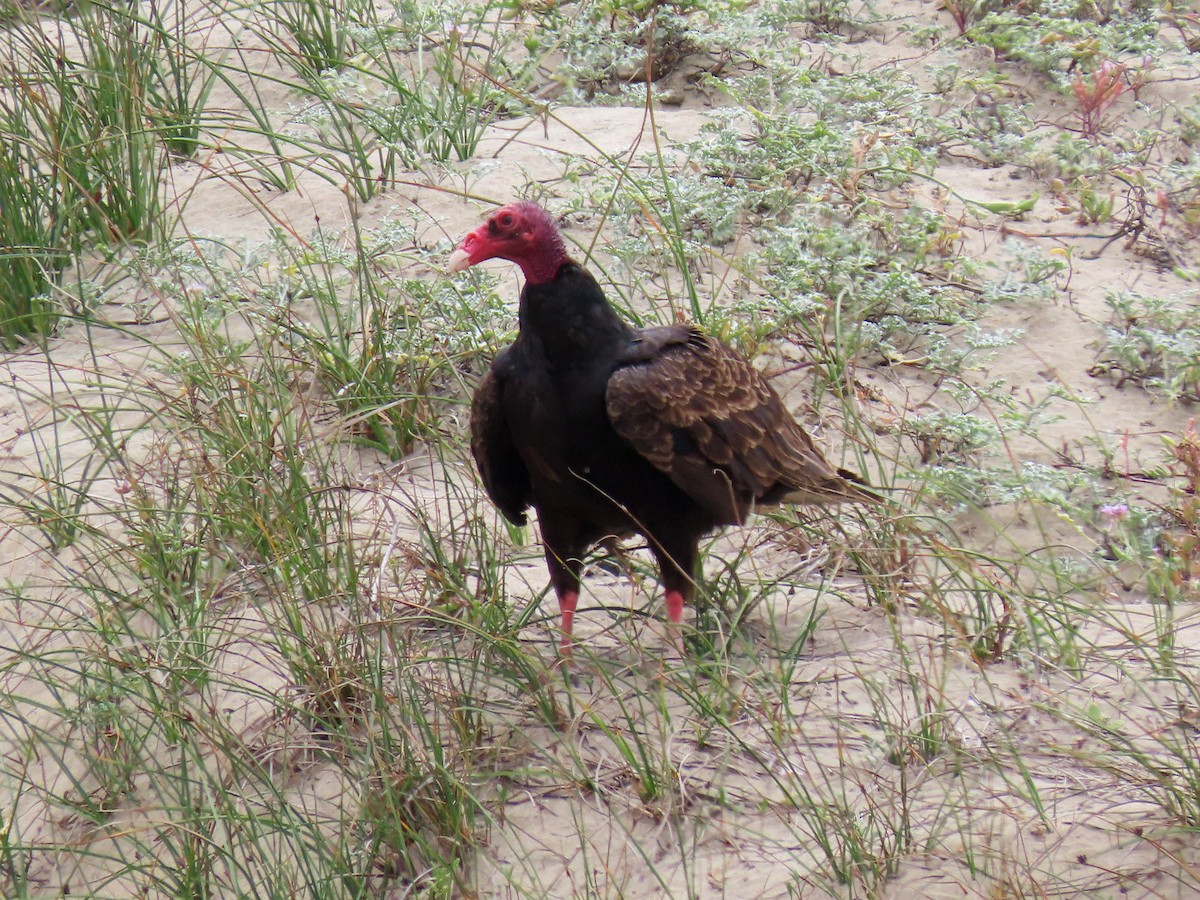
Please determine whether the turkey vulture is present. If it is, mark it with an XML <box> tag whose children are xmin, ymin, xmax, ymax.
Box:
<box><xmin>450</xmin><ymin>202</ymin><xmax>878</xmax><ymax>656</ymax></box>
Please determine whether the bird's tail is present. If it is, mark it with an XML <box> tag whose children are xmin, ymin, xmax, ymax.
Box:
<box><xmin>780</xmin><ymin>467</ymin><xmax>883</xmax><ymax>506</ymax></box>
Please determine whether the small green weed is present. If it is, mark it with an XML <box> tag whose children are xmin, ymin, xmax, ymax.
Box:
<box><xmin>1091</xmin><ymin>290</ymin><xmax>1200</xmax><ymax>401</ymax></box>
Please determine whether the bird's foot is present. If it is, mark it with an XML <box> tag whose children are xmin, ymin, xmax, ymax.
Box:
<box><xmin>554</xmin><ymin>588</ymin><xmax>579</xmax><ymax>666</ymax></box>
<box><xmin>664</xmin><ymin>589</ymin><xmax>687</xmax><ymax>659</ymax></box>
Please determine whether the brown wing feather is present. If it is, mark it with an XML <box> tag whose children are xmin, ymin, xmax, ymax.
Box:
<box><xmin>607</xmin><ymin>328</ymin><xmax>875</xmax><ymax>524</ymax></box>
<box><xmin>470</xmin><ymin>365</ymin><xmax>531</xmax><ymax>525</ymax></box>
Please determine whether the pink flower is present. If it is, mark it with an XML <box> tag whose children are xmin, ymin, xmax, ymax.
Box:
<box><xmin>1100</xmin><ymin>503</ymin><xmax>1129</xmax><ymax>528</ymax></box>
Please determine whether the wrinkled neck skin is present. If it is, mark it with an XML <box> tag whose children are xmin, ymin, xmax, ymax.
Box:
<box><xmin>514</xmin><ymin>228</ymin><xmax>569</xmax><ymax>286</ymax></box>
<box><xmin>519</xmin><ymin>264</ymin><xmax>633</xmax><ymax>368</ymax></box>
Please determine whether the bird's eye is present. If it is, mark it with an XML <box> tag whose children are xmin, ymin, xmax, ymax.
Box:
<box><xmin>498</xmin><ymin>214</ymin><xmax>514</xmax><ymax>228</ymax></box>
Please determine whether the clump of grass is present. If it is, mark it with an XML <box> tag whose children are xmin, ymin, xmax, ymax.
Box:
<box><xmin>0</xmin><ymin>0</ymin><xmax>214</xmax><ymax>342</ymax></box>
<box><xmin>139</xmin><ymin>0</ymin><xmax>224</xmax><ymax>159</ymax></box>
<box><xmin>0</xmin><ymin>257</ymin><xmax>515</xmax><ymax>896</ymax></box>
<box><xmin>271</xmin><ymin>219</ymin><xmax>508</xmax><ymax>457</ymax></box>
<box><xmin>267</xmin><ymin>9</ymin><xmax>522</xmax><ymax>200</ymax></box>
<box><xmin>20</xmin><ymin>0</ymin><xmax>169</xmax><ymax>243</ymax></box>
<box><xmin>0</xmin><ymin>116</ymin><xmax>71</xmax><ymax>344</ymax></box>
<box><xmin>267</xmin><ymin>0</ymin><xmax>377</xmax><ymax>77</ymax></box>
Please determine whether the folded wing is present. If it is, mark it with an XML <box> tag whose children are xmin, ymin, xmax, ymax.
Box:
<box><xmin>606</xmin><ymin>325</ymin><xmax>876</xmax><ymax>524</ymax></box>
<box><xmin>470</xmin><ymin>363</ymin><xmax>532</xmax><ymax>526</ymax></box>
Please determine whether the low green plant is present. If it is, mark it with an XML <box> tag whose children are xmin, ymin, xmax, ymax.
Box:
<box><xmin>930</xmin><ymin>76</ymin><xmax>1039</xmax><ymax>167</ymax></box>
<box><xmin>900</xmin><ymin>409</ymin><xmax>1001</xmax><ymax>466</ymax></box>
<box><xmin>1076</xmin><ymin>179</ymin><xmax>1116</xmax><ymax>223</ymax></box>
<box><xmin>1100</xmin><ymin>422</ymin><xmax>1200</xmax><ymax>646</ymax></box>
<box><xmin>0</xmin><ymin>789</ymin><xmax>30</xmax><ymax>896</ymax></box>
<box><xmin>1091</xmin><ymin>290</ymin><xmax>1200</xmax><ymax>401</ymax></box>
<box><xmin>0</xmin><ymin>0</ymin><xmax>201</xmax><ymax>342</ymax></box>
<box><xmin>534</xmin><ymin>0</ymin><xmax>730</xmax><ymax>100</ymax></box>
<box><xmin>967</xmin><ymin>2</ymin><xmax>1160</xmax><ymax>78</ymax></box>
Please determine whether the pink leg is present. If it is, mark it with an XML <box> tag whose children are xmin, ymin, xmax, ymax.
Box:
<box><xmin>557</xmin><ymin>589</ymin><xmax>579</xmax><ymax>658</ymax></box>
<box><xmin>665</xmin><ymin>589</ymin><xmax>687</xmax><ymax>656</ymax></box>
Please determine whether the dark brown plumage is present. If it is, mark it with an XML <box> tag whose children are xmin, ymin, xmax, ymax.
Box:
<box><xmin>450</xmin><ymin>202</ymin><xmax>878</xmax><ymax>656</ymax></box>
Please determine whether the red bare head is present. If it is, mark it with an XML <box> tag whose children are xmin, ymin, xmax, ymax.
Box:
<box><xmin>447</xmin><ymin>201</ymin><xmax>570</xmax><ymax>286</ymax></box>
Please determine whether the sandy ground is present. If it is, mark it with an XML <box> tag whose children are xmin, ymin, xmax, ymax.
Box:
<box><xmin>1</xmin><ymin>0</ymin><xmax>1199</xmax><ymax>895</ymax></box>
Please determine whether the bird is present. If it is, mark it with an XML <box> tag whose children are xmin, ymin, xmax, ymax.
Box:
<box><xmin>449</xmin><ymin>201</ymin><xmax>879</xmax><ymax>658</ymax></box>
